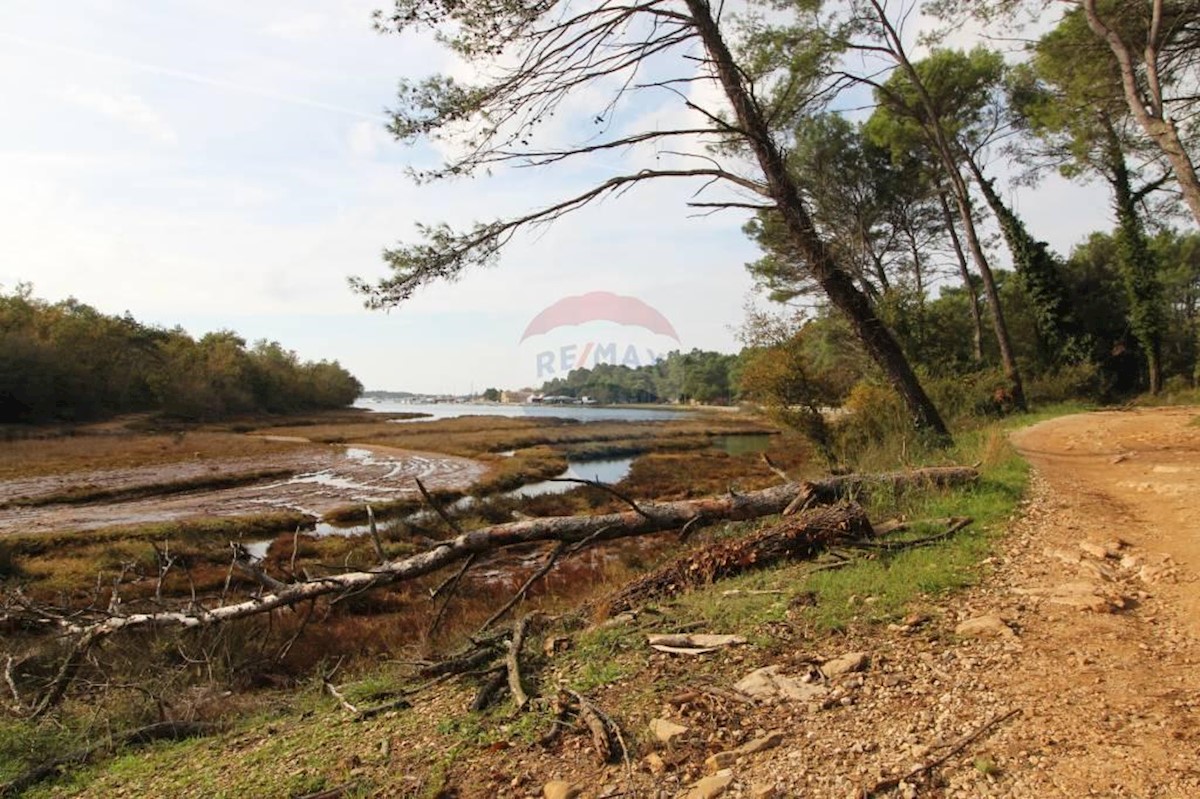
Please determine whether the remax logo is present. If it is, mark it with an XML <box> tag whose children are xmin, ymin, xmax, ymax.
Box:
<box><xmin>520</xmin><ymin>291</ymin><xmax>680</xmax><ymax>379</ymax></box>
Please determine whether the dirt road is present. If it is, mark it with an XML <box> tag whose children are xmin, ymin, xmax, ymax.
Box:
<box><xmin>723</xmin><ymin>407</ymin><xmax>1200</xmax><ymax>797</ymax></box>
<box><xmin>959</xmin><ymin>407</ymin><xmax>1200</xmax><ymax>795</ymax></box>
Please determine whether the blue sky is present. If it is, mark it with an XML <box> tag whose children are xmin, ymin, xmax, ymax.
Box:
<box><xmin>0</xmin><ymin>0</ymin><xmax>1110</xmax><ymax>392</ymax></box>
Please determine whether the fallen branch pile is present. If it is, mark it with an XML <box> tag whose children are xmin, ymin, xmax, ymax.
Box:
<box><xmin>605</xmin><ymin>501</ymin><xmax>874</xmax><ymax>615</ymax></box>
<box><xmin>5</xmin><ymin>466</ymin><xmax>976</xmax><ymax>718</ymax></box>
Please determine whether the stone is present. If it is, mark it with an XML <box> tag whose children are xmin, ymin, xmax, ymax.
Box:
<box><xmin>704</xmin><ymin>751</ymin><xmax>737</xmax><ymax>772</ymax></box>
<box><xmin>734</xmin><ymin>665</ymin><xmax>827</xmax><ymax>702</ymax></box>
<box><xmin>955</xmin><ymin>615</ymin><xmax>1016</xmax><ymax>639</ymax></box>
<box><xmin>682</xmin><ymin>770</ymin><xmax>734</xmax><ymax>799</ymax></box>
<box><xmin>1078</xmin><ymin>541</ymin><xmax>1111</xmax><ymax>560</ymax></box>
<box><xmin>1103</xmin><ymin>539</ymin><xmax>1126</xmax><ymax>557</ymax></box>
<box><xmin>750</xmin><ymin>784</ymin><xmax>779</xmax><ymax>799</ymax></box>
<box><xmin>822</xmin><ymin>651</ymin><xmax>869</xmax><ymax>677</ymax></box>
<box><xmin>736</xmin><ymin>731</ymin><xmax>784</xmax><ymax>756</ymax></box>
<box><xmin>1140</xmin><ymin>563</ymin><xmax>1176</xmax><ymax>584</ymax></box>
<box><xmin>1045</xmin><ymin>547</ymin><xmax>1081</xmax><ymax>565</ymax></box>
<box><xmin>650</xmin><ymin>717</ymin><xmax>690</xmax><ymax>744</ymax></box>
<box><xmin>543</xmin><ymin>781</ymin><xmax>582</xmax><ymax>799</ymax></box>
<box><xmin>1045</xmin><ymin>581</ymin><xmax>1124</xmax><ymax>612</ymax></box>
<box><xmin>645</xmin><ymin>753</ymin><xmax>667</xmax><ymax>775</ymax></box>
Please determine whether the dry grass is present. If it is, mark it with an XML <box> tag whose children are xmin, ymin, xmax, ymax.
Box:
<box><xmin>0</xmin><ymin>468</ymin><xmax>296</xmax><ymax>509</ymax></box>
<box><xmin>0</xmin><ymin>430</ymin><xmax>319</xmax><ymax>480</ymax></box>
<box><xmin>256</xmin><ymin>413</ymin><xmax>773</xmax><ymax>457</ymax></box>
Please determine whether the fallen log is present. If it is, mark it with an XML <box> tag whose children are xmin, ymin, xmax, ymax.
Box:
<box><xmin>783</xmin><ymin>466</ymin><xmax>978</xmax><ymax>514</ymax></box>
<box><xmin>604</xmin><ymin>501</ymin><xmax>874</xmax><ymax>615</ymax></box>
<box><xmin>21</xmin><ymin>466</ymin><xmax>975</xmax><ymax>717</ymax></box>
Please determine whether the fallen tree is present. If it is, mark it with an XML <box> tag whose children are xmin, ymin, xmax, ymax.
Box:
<box><xmin>7</xmin><ymin>466</ymin><xmax>976</xmax><ymax>718</ymax></box>
<box><xmin>604</xmin><ymin>501</ymin><xmax>874</xmax><ymax>615</ymax></box>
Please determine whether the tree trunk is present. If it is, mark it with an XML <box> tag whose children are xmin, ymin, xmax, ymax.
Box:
<box><xmin>1081</xmin><ymin>0</ymin><xmax>1200</xmax><ymax>228</ymax></box>
<box><xmin>939</xmin><ymin>191</ymin><xmax>984</xmax><ymax>363</ymax></box>
<box><xmin>684</xmin><ymin>0</ymin><xmax>950</xmax><ymax>440</ymax></box>
<box><xmin>963</xmin><ymin>153</ymin><xmax>1083</xmax><ymax>365</ymax></box>
<box><xmin>1104</xmin><ymin>119</ymin><xmax>1165</xmax><ymax>394</ymax></box>
<box><xmin>865</xmin><ymin>1</ymin><xmax>1026</xmax><ymax>411</ymax></box>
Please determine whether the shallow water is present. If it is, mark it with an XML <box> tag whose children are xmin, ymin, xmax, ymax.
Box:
<box><xmin>357</xmin><ymin>399</ymin><xmax>692</xmax><ymax>423</ymax></box>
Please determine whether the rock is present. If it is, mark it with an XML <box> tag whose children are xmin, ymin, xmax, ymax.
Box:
<box><xmin>1140</xmin><ymin>563</ymin><xmax>1176</xmax><ymax>584</ymax></box>
<box><xmin>1045</xmin><ymin>547</ymin><xmax>1081</xmax><ymax>565</ymax></box>
<box><xmin>704</xmin><ymin>751</ymin><xmax>737</xmax><ymax>772</ymax></box>
<box><xmin>955</xmin><ymin>615</ymin><xmax>1016</xmax><ymax>639</ymax></box>
<box><xmin>734</xmin><ymin>666</ymin><xmax>827</xmax><ymax>701</ymax></box>
<box><xmin>736</xmin><ymin>731</ymin><xmax>784</xmax><ymax>755</ymax></box>
<box><xmin>543</xmin><ymin>635</ymin><xmax>572</xmax><ymax>656</ymax></box>
<box><xmin>543</xmin><ymin>781</ymin><xmax>581</xmax><ymax>799</ymax></box>
<box><xmin>645</xmin><ymin>753</ymin><xmax>667</xmax><ymax>775</ymax></box>
<box><xmin>1078</xmin><ymin>541</ymin><xmax>1111</xmax><ymax>560</ymax></box>
<box><xmin>749</xmin><ymin>785</ymin><xmax>779</xmax><ymax>799</ymax></box>
<box><xmin>682</xmin><ymin>770</ymin><xmax>733</xmax><ymax>799</ymax></box>
<box><xmin>1120</xmin><ymin>554</ymin><xmax>1145</xmax><ymax>571</ymax></box>
<box><xmin>1046</xmin><ymin>581</ymin><xmax>1125</xmax><ymax>612</ymax></box>
<box><xmin>1103</xmin><ymin>539</ymin><xmax>1126</xmax><ymax>557</ymax></box>
<box><xmin>650</xmin><ymin>717</ymin><xmax>689</xmax><ymax>744</ymax></box>
<box><xmin>822</xmin><ymin>651</ymin><xmax>869</xmax><ymax>677</ymax></box>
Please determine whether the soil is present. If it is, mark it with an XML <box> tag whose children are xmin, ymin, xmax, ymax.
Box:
<box><xmin>470</xmin><ymin>407</ymin><xmax>1200</xmax><ymax>798</ymax></box>
<box><xmin>0</xmin><ymin>442</ymin><xmax>486</xmax><ymax>536</ymax></box>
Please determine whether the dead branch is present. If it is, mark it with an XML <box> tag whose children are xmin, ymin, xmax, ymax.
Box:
<box><xmin>477</xmin><ymin>542</ymin><xmax>566</xmax><ymax>634</ymax></box>
<box><xmin>604</xmin><ymin>501</ymin><xmax>874</xmax><ymax>615</ymax></box>
<box><xmin>759</xmin><ymin>453</ymin><xmax>794</xmax><ymax>482</ymax></box>
<box><xmin>470</xmin><ymin>668</ymin><xmax>509</xmax><ymax>712</ymax></box>
<box><xmin>867</xmin><ymin>708</ymin><xmax>1020</xmax><ymax>796</ymax></box>
<box><xmin>782</xmin><ymin>466</ymin><xmax>977</xmax><ymax>516</ymax></box>
<box><xmin>22</xmin><ymin>467</ymin><xmax>975</xmax><ymax>716</ymax></box>
<box><xmin>324</xmin><ymin>679</ymin><xmax>359</xmax><ymax>714</ymax></box>
<box><xmin>415</xmin><ymin>477</ymin><xmax>462</xmax><ymax>534</ymax></box>
<box><xmin>366</xmin><ymin>505</ymin><xmax>386</xmax><ymax>565</ymax></box>
<box><xmin>427</xmin><ymin>553</ymin><xmax>477</xmax><ymax>638</ymax></box>
<box><xmin>850</xmin><ymin>517</ymin><xmax>973</xmax><ymax>552</ymax></box>
<box><xmin>506</xmin><ymin>612</ymin><xmax>541</xmax><ymax>710</ymax></box>
<box><xmin>547</xmin><ymin>477</ymin><xmax>652</xmax><ymax>521</ymax></box>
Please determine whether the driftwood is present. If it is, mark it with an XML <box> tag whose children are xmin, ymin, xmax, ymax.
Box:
<box><xmin>17</xmin><ymin>466</ymin><xmax>975</xmax><ymax>717</ymax></box>
<box><xmin>605</xmin><ymin>501</ymin><xmax>874</xmax><ymax>615</ymax></box>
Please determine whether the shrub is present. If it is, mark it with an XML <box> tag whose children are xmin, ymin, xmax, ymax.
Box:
<box><xmin>1025</xmin><ymin>362</ymin><xmax>1103</xmax><ymax>405</ymax></box>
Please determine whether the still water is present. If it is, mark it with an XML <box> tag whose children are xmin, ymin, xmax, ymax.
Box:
<box><xmin>357</xmin><ymin>399</ymin><xmax>692</xmax><ymax>423</ymax></box>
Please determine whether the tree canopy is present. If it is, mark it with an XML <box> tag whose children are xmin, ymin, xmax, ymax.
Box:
<box><xmin>0</xmin><ymin>286</ymin><xmax>361</xmax><ymax>423</ymax></box>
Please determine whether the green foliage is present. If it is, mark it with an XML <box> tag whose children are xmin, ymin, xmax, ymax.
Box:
<box><xmin>539</xmin><ymin>349</ymin><xmax>739</xmax><ymax>405</ymax></box>
<box><xmin>0</xmin><ymin>286</ymin><xmax>361</xmax><ymax>423</ymax></box>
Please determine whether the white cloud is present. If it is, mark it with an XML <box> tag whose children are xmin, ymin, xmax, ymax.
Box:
<box><xmin>265</xmin><ymin>13</ymin><xmax>330</xmax><ymax>42</ymax></box>
<box><xmin>347</xmin><ymin>119</ymin><xmax>392</xmax><ymax>159</ymax></box>
<box><xmin>61</xmin><ymin>86</ymin><xmax>178</xmax><ymax>145</ymax></box>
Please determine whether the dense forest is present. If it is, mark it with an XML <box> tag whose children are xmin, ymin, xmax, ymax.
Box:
<box><xmin>538</xmin><ymin>349</ymin><xmax>741</xmax><ymax>404</ymax></box>
<box><xmin>355</xmin><ymin>0</ymin><xmax>1200</xmax><ymax>446</ymax></box>
<box><xmin>0</xmin><ymin>285</ymin><xmax>361</xmax><ymax>423</ymax></box>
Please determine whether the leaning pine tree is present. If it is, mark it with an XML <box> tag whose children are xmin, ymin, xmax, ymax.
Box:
<box><xmin>353</xmin><ymin>0</ymin><xmax>950</xmax><ymax>440</ymax></box>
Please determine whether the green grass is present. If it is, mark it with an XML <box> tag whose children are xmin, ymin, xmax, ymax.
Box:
<box><xmin>4</xmin><ymin>405</ymin><xmax>1082</xmax><ymax>798</ymax></box>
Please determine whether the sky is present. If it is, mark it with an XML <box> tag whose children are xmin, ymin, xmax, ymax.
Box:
<box><xmin>0</xmin><ymin>0</ymin><xmax>1110</xmax><ymax>393</ymax></box>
